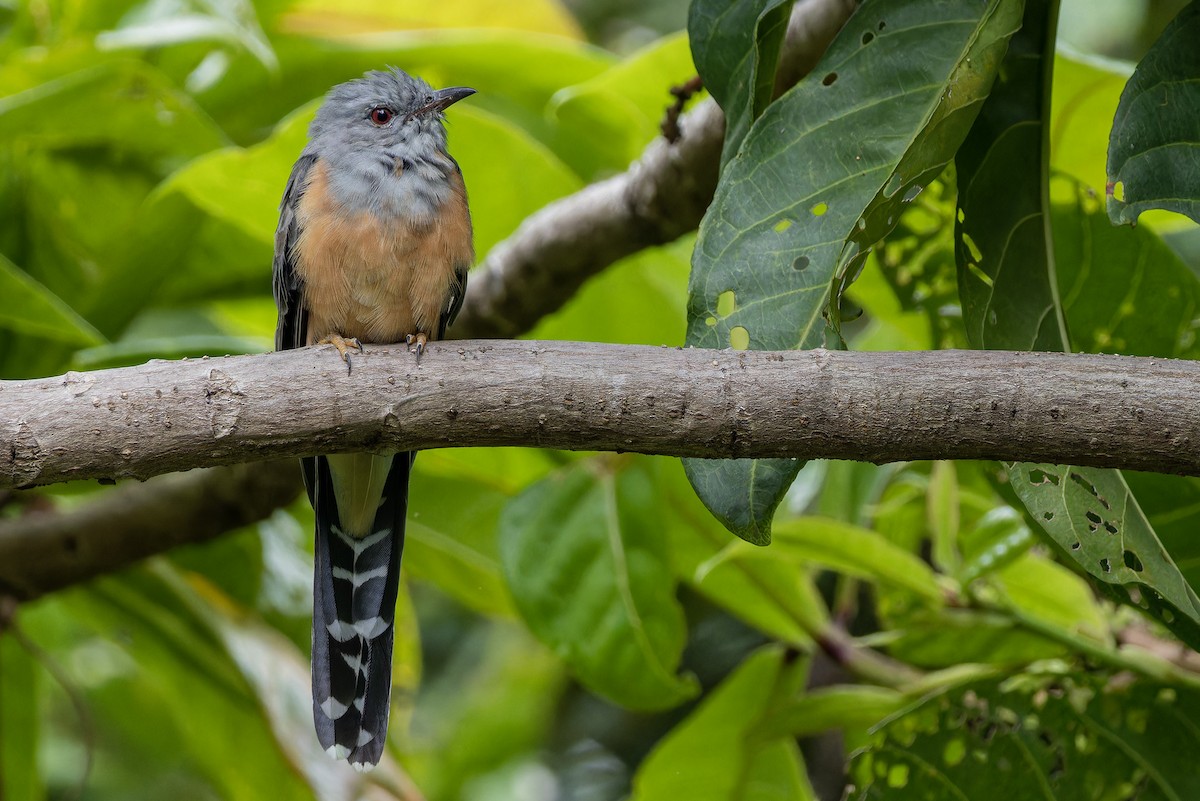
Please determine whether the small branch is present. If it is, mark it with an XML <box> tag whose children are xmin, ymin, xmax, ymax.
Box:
<box><xmin>2</xmin><ymin>343</ymin><xmax>1198</xmax><ymax>490</ymax></box>
<box><xmin>0</xmin><ymin>461</ymin><xmax>301</xmax><ymax>600</ymax></box>
<box><xmin>660</xmin><ymin>76</ymin><xmax>704</xmax><ymax>143</ymax></box>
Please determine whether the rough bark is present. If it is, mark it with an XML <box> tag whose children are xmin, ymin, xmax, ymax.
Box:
<box><xmin>2</xmin><ymin>342</ymin><xmax>1197</xmax><ymax>491</ymax></box>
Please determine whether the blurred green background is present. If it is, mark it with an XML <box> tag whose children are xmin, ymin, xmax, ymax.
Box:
<box><xmin>1</xmin><ymin>1</ymin><xmax>1197</xmax><ymax>800</ymax></box>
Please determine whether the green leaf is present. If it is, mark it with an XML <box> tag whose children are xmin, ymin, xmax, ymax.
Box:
<box><xmin>955</xmin><ymin>0</ymin><xmax>1065</xmax><ymax>352</ymax></box>
<box><xmin>630</xmin><ymin>646</ymin><xmax>816</xmax><ymax>801</ymax></box>
<box><xmin>852</xmin><ymin>674</ymin><xmax>1200</xmax><ymax>800</ymax></box>
<box><xmin>957</xmin><ymin>506</ymin><xmax>1035</xmax><ymax>584</ymax></box>
<box><xmin>1009</xmin><ymin>464</ymin><xmax>1200</xmax><ymax>650</ymax></box>
<box><xmin>662</xmin><ymin>457</ymin><xmax>826</xmax><ymax>645</ymax></box>
<box><xmin>548</xmin><ymin>31</ymin><xmax>696</xmax><ymax>179</ymax></box>
<box><xmin>0</xmin><ymin>251</ymin><xmax>104</xmax><ymax>346</ymax></box>
<box><xmin>1122</xmin><ymin>472</ymin><xmax>1200</xmax><ymax>592</ymax></box>
<box><xmin>765</xmin><ymin>685</ymin><xmax>906</xmax><ymax>740</ymax></box>
<box><xmin>1050</xmin><ymin>50</ymin><xmax>1130</xmax><ymax>193</ymax></box>
<box><xmin>688</xmin><ymin>0</ymin><xmax>794</xmax><ymax>164</ymax></box>
<box><xmin>1054</xmin><ymin>174</ymin><xmax>1200</xmax><ymax>359</ymax></box>
<box><xmin>767</xmin><ymin>518</ymin><xmax>947</xmax><ymax>605</ymax></box>
<box><xmin>927</xmin><ymin>461</ymin><xmax>961</xmax><ymax>572</ymax></box>
<box><xmin>405</xmin><ymin>468</ymin><xmax>516</xmax><ymax>618</ymax></box>
<box><xmin>498</xmin><ymin>459</ymin><xmax>698</xmax><ymax>710</ymax></box>
<box><xmin>1106</xmin><ymin>2</ymin><xmax>1200</xmax><ymax>226</ymax></box>
<box><xmin>682</xmin><ymin>458</ymin><xmax>802</xmax><ymax>546</ymax></box>
<box><xmin>0</xmin><ymin>60</ymin><xmax>228</xmax><ymax>172</ymax></box>
<box><xmin>0</xmin><ymin>634</ymin><xmax>41</xmax><ymax>801</ymax></box>
<box><xmin>60</xmin><ymin>566</ymin><xmax>318</xmax><ymax>801</ymax></box>
<box><xmin>685</xmin><ymin>0</ymin><xmax>1023</xmax><ymax>544</ymax></box>
<box><xmin>992</xmin><ymin>552</ymin><xmax>1111</xmax><ymax>641</ymax></box>
<box><xmin>95</xmin><ymin>0</ymin><xmax>278</xmax><ymax>73</ymax></box>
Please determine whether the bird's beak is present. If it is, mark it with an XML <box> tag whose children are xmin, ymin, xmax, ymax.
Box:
<box><xmin>412</xmin><ymin>86</ymin><xmax>476</xmax><ymax>118</ymax></box>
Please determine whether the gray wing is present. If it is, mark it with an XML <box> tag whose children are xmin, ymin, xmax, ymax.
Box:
<box><xmin>273</xmin><ymin>153</ymin><xmax>319</xmax><ymax>352</ymax></box>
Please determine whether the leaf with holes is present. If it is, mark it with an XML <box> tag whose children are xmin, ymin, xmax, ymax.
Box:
<box><xmin>684</xmin><ymin>0</ymin><xmax>1024</xmax><ymax>544</ymax></box>
<box><xmin>956</xmin><ymin>0</ymin><xmax>1064</xmax><ymax>351</ymax></box>
<box><xmin>498</xmin><ymin>459</ymin><xmax>698</xmax><ymax>710</ymax></box>
<box><xmin>1010</xmin><ymin>464</ymin><xmax>1200</xmax><ymax>650</ymax></box>
<box><xmin>1106</xmin><ymin>2</ymin><xmax>1200</xmax><ymax>226</ymax></box>
<box><xmin>852</xmin><ymin>673</ymin><xmax>1200</xmax><ymax>800</ymax></box>
<box><xmin>688</xmin><ymin>0</ymin><xmax>794</xmax><ymax>165</ymax></box>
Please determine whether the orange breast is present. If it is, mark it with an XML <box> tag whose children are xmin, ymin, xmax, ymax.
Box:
<box><xmin>293</xmin><ymin>160</ymin><xmax>472</xmax><ymax>345</ymax></box>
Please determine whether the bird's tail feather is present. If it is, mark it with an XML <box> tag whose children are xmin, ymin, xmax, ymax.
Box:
<box><xmin>306</xmin><ymin>451</ymin><xmax>412</xmax><ymax>770</ymax></box>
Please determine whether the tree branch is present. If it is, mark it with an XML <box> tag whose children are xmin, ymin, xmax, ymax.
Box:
<box><xmin>3</xmin><ymin>342</ymin><xmax>1197</xmax><ymax>490</ymax></box>
<box><xmin>0</xmin><ymin>0</ymin><xmax>861</xmax><ymax>598</ymax></box>
<box><xmin>0</xmin><ymin>461</ymin><xmax>300</xmax><ymax>601</ymax></box>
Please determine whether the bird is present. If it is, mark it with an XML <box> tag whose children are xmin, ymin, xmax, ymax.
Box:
<box><xmin>271</xmin><ymin>68</ymin><xmax>474</xmax><ymax>771</ymax></box>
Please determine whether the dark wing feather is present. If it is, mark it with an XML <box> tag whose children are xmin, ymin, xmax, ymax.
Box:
<box><xmin>273</xmin><ymin>153</ymin><xmax>318</xmax><ymax>352</ymax></box>
<box><xmin>437</xmin><ymin>261</ymin><xmax>470</xmax><ymax>340</ymax></box>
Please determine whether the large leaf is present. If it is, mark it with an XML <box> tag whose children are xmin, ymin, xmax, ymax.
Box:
<box><xmin>688</xmin><ymin>0</ymin><xmax>794</xmax><ymax>164</ymax></box>
<box><xmin>0</xmin><ymin>252</ymin><xmax>104</xmax><ymax>346</ymax></box>
<box><xmin>1054</xmin><ymin>174</ymin><xmax>1200</xmax><ymax>359</ymax></box>
<box><xmin>956</xmin><ymin>0</ymin><xmax>1065</xmax><ymax>351</ymax></box>
<box><xmin>630</xmin><ymin>646</ymin><xmax>816</xmax><ymax>801</ymax></box>
<box><xmin>498</xmin><ymin>459</ymin><xmax>698</xmax><ymax>711</ymax></box>
<box><xmin>405</xmin><ymin>469</ymin><xmax>516</xmax><ymax>618</ymax></box>
<box><xmin>685</xmin><ymin>0</ymin><xmax>1024</xmax><ymax>543</ymax></box>
<box><xmin>852</xmin><ymin>674</ymin><xmax>1200</xmax><ymax>799</ymax></box>
<box><xmin>1009</xmin><ymin>464</ymin><xmax>1200</xmax><ymax>650</ymax></box>
<box><xmin>0</xmin><ymin>60</ymin><xmax>227</xmax><ymax>172</ymax></box>
<box><xmin>1106</xmin><ymin>2</ymin><xmax>1200</xmax><ymax>226</ymax></box>
<box><xmin>548</xmin><ymin>31</ymin><xmax>696</xmax><ymax>179</ymax></box>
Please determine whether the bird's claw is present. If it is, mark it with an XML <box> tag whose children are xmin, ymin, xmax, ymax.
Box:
<box><xmin>317</xmin><ymin>334</ymin><xmax>364</xmax><ymax>375</ymax></box>
<box><xmin>405</xmin><ymin>332</ymin><xmax>428</xmax><ymax>357</ymax></box>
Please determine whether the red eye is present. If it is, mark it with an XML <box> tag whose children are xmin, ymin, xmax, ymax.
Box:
<box><xmin>369</xmin><ymin>107</ymin><xmax>393</xmax><ymax>125</ymax></box>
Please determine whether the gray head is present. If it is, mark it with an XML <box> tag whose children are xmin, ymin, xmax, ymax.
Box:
<box><xmin>305</xmin><ymin>68</ymin><xmax>475</xmax><ymax>217</ymax></box>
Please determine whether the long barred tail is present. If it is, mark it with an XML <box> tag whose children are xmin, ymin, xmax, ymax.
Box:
<box><xmin>304</xmin><ymin>451</ymin><xmax>412</xmax><ymax>771</ymax></box>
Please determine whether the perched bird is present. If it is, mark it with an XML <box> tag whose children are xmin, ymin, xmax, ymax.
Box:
<box><xmin>271</xmin><ymin>68</ymin><xmax>474</xmax><ymax>770</ymax></box>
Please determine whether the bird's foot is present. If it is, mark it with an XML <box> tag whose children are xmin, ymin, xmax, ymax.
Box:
<box><xmin>317</xmin><ymin>334</ymin><xmax>363</xmax><ymax>375</ymax></box>
<box><xmin>404</xmin><ymin>332</ymin><xmax>429</xmax><ymax>357</ymax></box>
